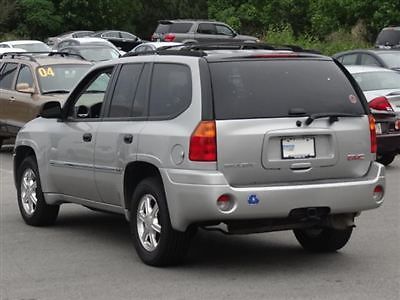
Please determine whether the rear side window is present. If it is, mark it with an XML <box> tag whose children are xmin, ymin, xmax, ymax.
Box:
<box><xmin>209</xmin><ymin>60</ymin><xmax>365</xmax><ymax>120</ymax></box>
<box><xmin>169</xmin><ymin>23</ymin><xmax>192</xmax><ymax>33</ymax></box>
<box><xmin>340</xmin><ymin>54</ymin><xmax>358</xmax><ymax>65</ymax></box>
<box><xmin>0</xmin><ymin>63</ymin><xmax>18</xmax><ymax>89</ymax></box>
<box><xmin>197</xmin><ymin>23</ymin><xmax>217</xmax><ymax>35</ymax></box>
<box><xmin>149</xmin><ymin>63</ymin><xmax>192</xmax><ymax>118</ymax></box>
<box><xmin>108</xmin><ymin>64</ymin><xmax>143</xmax><ymax>118</ymax></box>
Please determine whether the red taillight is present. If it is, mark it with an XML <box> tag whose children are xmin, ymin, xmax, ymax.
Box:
<box><xmin>164</xmin><ymin>33</ymin><xmax>176</xmax><ymax>42</ymax></box>
<box><xmin>369</xmin><ymin>115</ymin><xmax>377</xmax><ymax>153</ymax></box>
<box><xmin>368</xmin><ymin>96</ymin><xmax>394</xmax><ymax>112</ymax></box>
<box><xmin>189</xmin><ymin>121</ymin><xmax>217</xmax><ymax>161</ymax></box>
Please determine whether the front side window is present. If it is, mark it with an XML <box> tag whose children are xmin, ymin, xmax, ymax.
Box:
<box><xmin>216</xmin><ymin>25</ymin><xmax>234</xmax><ymax>36</ymax></box>
<box><xmin>104</xmin><ymin>31</ymin><xmax>120</xmax><ymax>38</ymax></box>
<box><xmin>16</xmin><ymin>65</ymin><xmax>34</xmax><ymax>88</ymax></box>
<box><xmin>108</xmin><ymin>64</ymin><xmax>143</xmax><ymax>118</ymax></box>
<box><xmin>149</xmin><ymin>63</ymin><xmax>192</xmax><ymax>118</ymax></box>
<box><xmin>69</xmin><ymin>69</ymin><xmax>112</xmax><ymax>119</ymax></box>
<box><xmin>340</xmin><ymin>54</ymin><xmax>358</xmax><ymax>65</ymax></box>
<box><xmin>0</xmin><ymin>63</ymin><xmax>18</xmax><ymax>89</ymax></box>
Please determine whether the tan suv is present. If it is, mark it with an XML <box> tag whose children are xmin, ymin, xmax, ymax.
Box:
<box><xmin>0</xmin><ymin>52</ymin><xmax>92</xmax><ymax>148</ymax></box>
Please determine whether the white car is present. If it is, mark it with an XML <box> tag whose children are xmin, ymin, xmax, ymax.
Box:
<box><xmin>0</xmin><ymin>48</ymin><xmax>26</xmax><ymax>54</ymax></box>
<box><xmin>0</xmin><ymin>40</ymin><xmax>51</xmax><ymax>52</ymax></box>
<box><xmin>130</xmin><ymin>42</ymin><xmax>183</xmax><ymax>53</ymax></box>
<box><xmin>55</xmin><ymin>37</ymin><xmax>125</xmax><ymax>55</ymax></box>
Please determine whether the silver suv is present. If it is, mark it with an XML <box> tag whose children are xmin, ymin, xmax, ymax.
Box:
<box><xmin>14</xmin><ymin>44</ymin><xmax>385</xmax><ymax>266</ymax></box>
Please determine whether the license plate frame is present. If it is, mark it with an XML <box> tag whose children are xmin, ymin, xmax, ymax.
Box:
<box><xmin>281</xmin><ymin>136</ymin><xmax>316</xmax><ymax>159</ymax></box>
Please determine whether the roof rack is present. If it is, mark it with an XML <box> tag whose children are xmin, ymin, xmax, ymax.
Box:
<box><xmin>122</xmin><ymin>42</ymin><xmax>321</xmax><ymax>58</ymax></box>
<box><xmin>0</xmin><ymin>51</ymin><xmax>85</xmax><ymax>61</ymax></box>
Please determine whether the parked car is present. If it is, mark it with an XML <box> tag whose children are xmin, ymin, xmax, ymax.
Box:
<box><xmin>0</xmin><ymin>52</ymin><xmax>92</xmax><ymax>148</ymax></box>
<box><xmin>333</xmin><ymin>49</ymin><xmax>400</xmax><ymax>72</ymax></box>
<box><xmin>129</xmin><ymin>42</ymin><xmax>183</xmax><ymax>53</ymax></box>
<box><xmin>0</xmin><ymin>40</ymin><xmax>51</xmax><ymax>52</ymax></box>
<box><xmin>346</xmin><ymin>65</ymin><xmax>400</xmax><ymax>165</ymax></box>
<box><xmin>151</xmin><ymin>19</ymin><xmax>259</xmax><ymax>44</ymax></box>
<box><xmin>0</xmin><ymin>48</ymin><xmax>26</xmax><ymax>54</ymax></box>
<box><xmin>54</xmin><ymin>37</ymin><xmax>125</xmax><ymax>55</ymax></box>
<box><xmin>375</xmin><ymin>26</ymin><xmax>400</xmax><ymax>49</ymax></box>
<box><xmin>92</xmin><ymin>30</ymin><xmax>142</xmax><ymax>52</ymax></box>
<box><xmin>13</xmin><ymin>43</ymin><xmax>384</xmax><ymax>266</ymax></box>
<box><xmin>60</xmin><ymin>45</ymin><xmax>120</xmax><ymax>62</ymax></box>
<box><xmin>47</xmin><ymin>31</ymin><xmax>94</xmax><ymax>48</ymax></box>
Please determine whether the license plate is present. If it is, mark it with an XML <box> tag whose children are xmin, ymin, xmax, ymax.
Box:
<box><xmin>281</xmin><ymin>137</ymin><xmax>315</xmax><ymax>159</ymax></box>
<box><xmin>375</xmin><ymin>123</ymin><xmax>382</xmax><ymax>135</ymax></box>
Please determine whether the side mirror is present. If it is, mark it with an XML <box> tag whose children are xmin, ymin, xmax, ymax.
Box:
<box><xmin>40</xmin><ymin>101</ymin><xmax>62</xmax><ymax>119</ymax></box>
<box><xmin>16</xmin><ymin>83</ymin><xmax>35</xmax><ymax>94</ymax></box>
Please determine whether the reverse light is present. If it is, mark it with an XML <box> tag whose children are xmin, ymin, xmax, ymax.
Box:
<box><xmin>368</xmin><ymin>96</ymin><xmax>394</xmax><ymax>112</ymax></box>
<box><xmin>189</xmin><ymin>121</ymin><xmax>217</xmax><ymax>161</ymax></box>
<box><xmin>217</xmin><ymin>194</ymin><xmax>234</xmax><ymax>212</ymax></box>
<box><xmin>373</xmin><ymin>185</ymin><xmax>384</xmax><ymax>203</ymax></box>
<box><xmin>164</xmin><ymin>33</ymin><xmax>176</xmax><ymax>42</ymax></box>
<box><xmin>369</xmin><ymin>115</ymin><xmax>377</xmax><ymax>153</ymax></box>
<box><xmin>395</xmin><ymin>119</ymin><xmax>400</xmax><ymax>130</ymax></box>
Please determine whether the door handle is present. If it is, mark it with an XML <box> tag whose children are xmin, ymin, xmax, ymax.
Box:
<box><xmin>9</xmin><ymin>96</ymin><xmax>15</xmax><ymax>102</ymax></box>
<box><xmin>123</xmin><ymin>134</ymin><xmax>133</xmax><ymax>144</ymax></box>
<box><xmin>82</xmin><ymin>133</ymin><xmax>92</xmax><ymax>142</ymax></box>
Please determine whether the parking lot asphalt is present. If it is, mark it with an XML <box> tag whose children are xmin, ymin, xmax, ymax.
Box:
<box><xmin>0</xmin><ymin>146</ymin><xmax>399</xmax><ymax>300</ymax></box>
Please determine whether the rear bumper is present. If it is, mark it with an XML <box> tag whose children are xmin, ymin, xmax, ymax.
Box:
<box><xmin>377</xmin><ymin>133</ymin><xmax>400</xmax><ymax>154</ymax></box>
<box><xmin>161</xmin><ymin>162</ymin><xmax>385</xmax><ymax>231</ymax></box>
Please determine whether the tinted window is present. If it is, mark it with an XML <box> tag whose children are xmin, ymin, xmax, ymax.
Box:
<box><xmin>209</xmin><ymin>60</ymin><xmax>365</xmax><ymax>120</ymax></box>
<box><xmin>376</xmin><ymin>29</ymin><xmax>400</xmax><ymax>46</ymax></box>
<box><xmin>216</xmin><ymin>25</ymin><xmax>234</xmax><ymax>36</ymax></box>
<box><xmin>155</xmin><ymin>24</ymin><xmax>170</xmax><ymax>34</ymax></box>
<box><xmin>0</xmin><ymin>63</ymin><xmax>18</xmax><ymax>89</ymax></box>
<box><xmin>149</xmin><ymin>63</ymin><xmax>191</xmax><ymax>118</ymax></box>
<box><xmin>109</xmin><ymin>64</ymin><xmax>143</xmax><ymax>118</ymax></box>
<box><xmin>169</xmin><ymin>23</ymin><xmax>192</xmax><ymax>33</ymax></box>
<box><xmin>16</xmin><ymin>65</ymin><xmax>34</xmax><ymax>87</ymax></box>
<box><xmin>360</xmin><ymin>54</ymin><xmax>380</xmax><ymax>67</ymax></box>
<box><xmin>197</xmin><ymin>23</ymin><xmax>217</xmax><ymax>35</ymax></box>
<box><xmin>340</xmin><ymin>54</ymin><xmax>358</xmax><ymax>65</ymax></box>
<box><xmin>104</xmin><ymin>31</ymin><xmax>120</xmax><ymax>38</ymax></box>
<box><xmin>132</xmin><ymin>64</ymin><xmax>151</xmax><ymax>117</ymax></box>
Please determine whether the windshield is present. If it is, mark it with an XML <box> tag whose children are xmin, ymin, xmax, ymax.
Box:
<box><xmin>37</xmin><ymin>64</ymin><xmax>90</xmax><ymax>93</ymax></box>
<box><xmin>78</xmin><ymin>48</ymin><xmax>119</xmax><ymax>61</ymax></box>
<box><xmin>209</xmin><ymin>60</ymin><xmax>365</xmax><ymax>120</ymax></box>
<box><xmin>377</xmin><ymin>52</ymin><xmax>400</xmax><ymax>68</ymax></box>
<box><xmin>16</xmin><ymin>43</ymin><xmax>50</xmax><ymax>52</ymax></box>
<box><xmin>352</xmin><ymin>71</ymin><xmax>400</xmax><ymax>91</ymax></box>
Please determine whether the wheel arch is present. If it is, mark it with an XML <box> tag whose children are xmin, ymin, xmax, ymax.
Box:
<box><xmin>123</xmin><ymin>161</ymin><xmax>163</xmax><ymax>213</ymax></box>
<box><xmin>14</xmin><ymin>145</ymin><xmax>37</xmax><ymax>188</ymax></box>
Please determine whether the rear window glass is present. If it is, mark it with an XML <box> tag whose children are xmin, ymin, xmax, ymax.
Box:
<box><xmin>376</xmin><ymin>29</ymin><xmax>400</xmax><ymax>46</ymax></box>
<box><xmin>209</xmin><ymin>60</ymin><xmax>365</xmax><ymax>120</ymax></box>
<box><xmin>378</xmin><ymin>52</ymin><xmax>400</xmax><ymax>68</ymax></box>
<box><xmin>352</xmin><ymin>71</ymin><xmax>400</xmax><ymax>91</ymax></box>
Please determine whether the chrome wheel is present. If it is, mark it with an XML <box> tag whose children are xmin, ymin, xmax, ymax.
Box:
<box><xmin>20</xmin><ymin>168</ymin><xmax>37</xmax><ymax>215</ymax></box>
<box><xmin>137</xmin><ymin>194</ymin><xmax>161</xmax><ymax>252</ymax></box>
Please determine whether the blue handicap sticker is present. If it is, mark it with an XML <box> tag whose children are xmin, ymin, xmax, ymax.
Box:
<box><xmin>248</xmin><ymin>194</ymin><xmax>260</xmax><ymax>205</ymax></box>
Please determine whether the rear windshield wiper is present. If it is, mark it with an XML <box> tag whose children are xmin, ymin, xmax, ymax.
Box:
<box><xmin>305</xmin><ymin>112</ymin><xmax>363</xmax><ymax>125</ymax></box>
<box><xmin>42</xmin><ymin>89</ymin><xmax>69</xmax><ymax>95</ymax></box>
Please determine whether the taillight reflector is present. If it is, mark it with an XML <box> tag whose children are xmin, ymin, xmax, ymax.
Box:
<box><xmin>369</xmin><ymin>96</ymin><xmax>394</xmax><ymax>112</ymax></box>
<box><xmin>189</xmin><ymin>121</ymin><xmax>217</xmax><ymax>161</ymax></box>
<box><xmin>164</xmin><ymin>33</ymin><xmax>176</xmax><ymax>42</ymax></box>
<box><xmin>369</xmin><ymin>115</ymin><xmax>377</xmax><ymax>153</ymax></box>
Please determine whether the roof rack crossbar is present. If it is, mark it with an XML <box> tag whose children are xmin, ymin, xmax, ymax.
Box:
<box><xmin>0</xmin><ymin>51</ymin><xmax>85</xmax><ymax>61</ymax></box>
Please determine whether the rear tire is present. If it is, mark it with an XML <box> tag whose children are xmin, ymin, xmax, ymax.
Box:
<box><xmin>130</xmin><ymin>177</ymin><xmax>191</xmax><ymax>266</ymax></box>
<box><xmin>377</xmin><ymin>153</ymin><xmax>396</xmax><ymax>166</ymax></box>
<box><xmin>17</xmin><ymin>156</ymin><xmax>59</xmax><ymax>226</ymax></box>
<box><xmin>293</xmin><ymin>227</ymin><xmax>353</xmax><ymax>252</ymax></box>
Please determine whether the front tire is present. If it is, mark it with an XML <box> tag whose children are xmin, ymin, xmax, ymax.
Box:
<box><xmin>17</xmin><ymin>156</ymin><xmax>59</xmax><ymax>226</ymax></box>
<box><xmin>130</xmin><ymin>177</ymin><xmax>191</xmax><ymax>266</ymax></box>
<box><xmin>293</xmin><ymin>227</ymin><xmax>353</xmax><ymax>252</ymax></box>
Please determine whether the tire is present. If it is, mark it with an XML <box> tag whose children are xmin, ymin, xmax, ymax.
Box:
<box><xmin>293</xmin><ymin>227</ymin><xmax>353</xmax><ymax>252</ymax></box>
<box><xmin>377</xmin><ymin>153</ymin><xmax>396</xmax><ymax>166</ymax></box>
<box><xmin>130</xmin><ymin>177</ymin><xmax>191</xmax><ymax>266</ymax></box>
<box><xmin>17</xmin><ymin>156</ymin><xmax>59</xmax><ymax>226</ymax></box>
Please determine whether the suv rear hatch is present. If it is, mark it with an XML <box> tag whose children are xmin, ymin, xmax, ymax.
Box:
<box><xmin>152</xmin><ymin>21</ymin><xmax>193</xmax><ymax>42</ymax></box>
<box><xmin>375</xmin><ymin>28</ymin><xmax>400</xmax><ymax>48</ymax></box>
<box><xmin>208</xmin><ymin>58</ymin><xmax>371</xmax><ymax>186</ymax></box>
